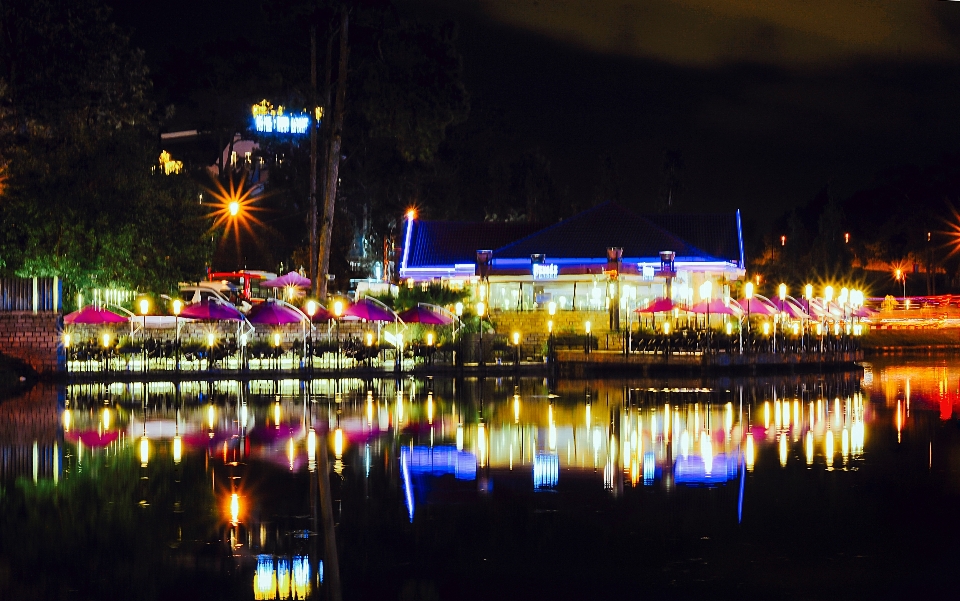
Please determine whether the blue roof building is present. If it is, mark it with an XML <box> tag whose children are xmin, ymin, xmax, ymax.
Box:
<box><xmin>399</xmin><ymin>202</ymin><xmax>745</xmax><ymax>311</ymax></box>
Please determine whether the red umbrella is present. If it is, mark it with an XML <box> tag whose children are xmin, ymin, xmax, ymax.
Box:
<box><xmin>261</xmin><ymin>271</ymin><xmax>311</xmax><ymax>288</ymax></box>
<box><xmin>344</xmin><ymin>298</ymin><xmax>397</xmax><ymax>322</ymax></box>
<box><xmin>635</xmin><ymin>298</ymin><xmax>686</xmax><ymax>314</ymax></box>
<box><xmin>247</xmin><ymin>300</ymin><xmax>304</xmax><ymax>325</ymax></box>
<box><xmin>179</xmin><ymin>299</ymin><xmax>244</xmax><ymax>321</ymax></box>
<box><xmin>398</xmin><ymin>305</ymin><xmax>453</xmax><ymax>325</ymax></box>
<box><xmin>64</xmin><ymin>306</ymin><xmax>129</xmax><ymax>324</ymax></box>
<box><xmin>690</xmin><ymin>298</ymin><xmax>743</xmax><ymax>316</ymax></box>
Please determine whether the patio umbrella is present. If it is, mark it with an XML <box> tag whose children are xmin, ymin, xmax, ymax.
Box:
<box><xmin>308</xmin><ymin>304</ymin><xmax>333</xmax><ymax>322</ymax></box>
<box><xmin>260</xmin><ymin>271</ymin><xmax>311</xmax><ymax>288</ymax></box>
<box><xmin>780</xmin><ymin>297</ymin><xmax>810</xmax><ymax>319</ymax></box>
<box><xmin>344</xmin><ymin>298</ymin><xmax>398</xmax><ymax>322</ymax></box>
<box><xmin>690</xmin><ymin>298</ymin><xmax>743</xmax><ymax>316</ymax></box>
<box><xmin>247</xmin><ymin>300</ymin><xmax>305</xmax><ymax>325</ymax></box>
<box><xmin>66</xmin><ymin>430</ymin><xmax>120</xmax><ymax>448</ymax></box>
<box><xmin>742</xmin><ymin>294</ymin><xmax>780</xmax><ymax>316</ymax></box>
<box><xmin>398</xmin><ymin>305</ymin><xmax>453</xmax><ymax>325</ymax></box>
<box><xmin>851</xmin><ymin>306</ymin><xmax>878</xmax><ymax>318</ymax></box>
<box><xmin>64</xmin><ymin>306</ymin><xmax>129</xmax><ymax>324</ymax></box>
<box><xmin>179</xmin><ymin>299</ymin><xmax>244</xmax><ymax>321</ymax></box>
<box><xmin>635</xmin><ymin>298</ymin><xmax>687</xmax><ymax>314</ymax></box>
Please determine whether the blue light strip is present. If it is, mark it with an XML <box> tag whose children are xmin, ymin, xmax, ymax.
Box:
<box><xmin>400</xmin><ymin>214</ymin><xmax>414</xmax><ymax>278</ymax></box>
<box><xmin>736</xmin><ymin>209</ymin><xmax>745</xmax><ymax>270</ymax></box>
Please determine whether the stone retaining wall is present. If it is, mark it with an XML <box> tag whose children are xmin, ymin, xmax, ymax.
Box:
<box><xmin>0</xmin><ymin>312</ymin><xmax>62</xmax><ymax>374</ymax></box>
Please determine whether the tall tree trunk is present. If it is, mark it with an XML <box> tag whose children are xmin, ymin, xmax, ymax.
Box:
<box><xmin>317</xmin><ymin>8</ymin><xmax>349</xmax><ymax>299</ymax></box>
<box><xmin>309</xmin><ymin>27</ymin><xmax>318</xmax><ymax>294</ymax></box>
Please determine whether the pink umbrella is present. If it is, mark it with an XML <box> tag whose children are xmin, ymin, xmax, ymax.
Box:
<box><xmin>780</xmin><ymin>297</ymin><xmax>810</xmax><ymax>319</ymax></box>
<box><xmin>308</xmin><ymin>304</ymin><xmax>333</xmax><ymax>322</ymax></box>
<box><xmin>398</xmin><ymin>305</ymin><xmax>453</xmax><ymax>325</ymax></box>
<box><xmin>742</xmin><ymin>294</ymin><xmax>779</xmax><ymax>316</ymax></box>
<box><xmin>344</xmin><ymin>298</ymin><xmax>398</xmax><ymax>322</ymax></box>
<box><xmin>247</xmin><ymin>300</ymin><xmax>305</xmax><ymax>325</ymax></box>
<box><xmin>179</xmin><ymin>299</ymin><xmax>244</xmax><ymax>321</ymax></box>
<box><xmin>690</xmin><ymin>298</ymin><xmax>743</xmax><ymax>316</ymax></box>
<box><xmin>851</xmin><ymin>306</ymin><xmax>878</xmax><ymax>318</ymax></box>
<box><xmin>64</xmin><ymin>306</ymin><xmax>129</xmax><ymax>324</ymax></box>
<box><xmin>261</xmin><ymin>271</ymin><xmax>311</xmax><ymax>288</ymax></box>
<box><xmin>635</xmin><ymin>298</ymin><xmax>687</xmax><ymax>314</ymax></box>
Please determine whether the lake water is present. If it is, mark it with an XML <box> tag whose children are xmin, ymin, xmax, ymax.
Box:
<box><xmin>1</xmin><ymin>358</ymin><xmax>959</xmax><ymax>600</ymax></box>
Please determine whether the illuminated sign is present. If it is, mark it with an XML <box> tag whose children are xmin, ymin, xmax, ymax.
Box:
<box><xmin>251</xmin><ymin>100</ymin><xmax>311</xmax><ymax>135</ymax></box>
<box><xmin>532</xmin><ymin>263</ymin><xmax>559</xmax><ymax>280</ymax></box>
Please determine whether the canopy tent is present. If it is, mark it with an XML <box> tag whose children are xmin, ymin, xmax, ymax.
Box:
<box><xmin>64</xmin><ymin>306</ymin><xmax>129</xmax><ymax>324</ymax></box>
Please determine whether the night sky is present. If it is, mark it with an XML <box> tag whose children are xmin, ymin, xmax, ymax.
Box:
<box><xmin>109</xmin><ymin>0</ymin><xmax>960</xmax><ymax>225</ymax></box>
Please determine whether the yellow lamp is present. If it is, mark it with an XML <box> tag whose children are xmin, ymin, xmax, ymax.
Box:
<box><xmin>305</xmin><ymin>299</ymin><xmax>317</xmax><ymax>318</ymax></box>
<box><xmin>333</xmin><ymin>300</ymin><xmax>344</xmax><ymax>318</ymax></box>
<box><xmin>476</xmin><ymin>302</ymin><xmax>485</xmax><ymax>318</ymax></box>
<box><xmin>744</xmin><ymin>281</ymin><xmax>754</xmax><ymax>299</ymax></box>
<box><xmin>548</xmin><ymin>301</ymin><xmax>557</xmax><ymax>316</ymax></box>
<box><xmin>63</xmin><ymin>333</ymin><xmax>71</xmax><ymax>348</ymax></box>
<box><xmin>455</xmin><ymin>302</ymin><xmax>463</xmax><ymax>317</ymax></box>
<box><xmin>172</xmin><ymin>299</ymin><xmax>182</xmax><ymax>316</ymax></box>
<box><xmin>663</xmin><ymin>322</ymin><xmax>671</xmax><ymax>335</ymax></box>
<box><xmin>585</xmin><ymin>321</ymin><xmax>591</xmax><ymax>334</ymax></box>
<box><xmin>273</xmin><ymin>332</ymin><xmax>281</xmax><ymax>347</ymax></box>
<box><xmin>699</xmin><ymin>280</ymin><xmax>712</xmax><ymax>301</ymax></box>
<box><xmin>804</xmin><ymin>284</ymin><xmax>813</xmax><ymax>300</ymax></box>
<box><xmin>102</xmin><ymin>332</ymin><xmax>111</xmax><ymax>348</ymax></box>
<box><xmin>512</xmin><ymin>331</ymin><xmax>520</xmax><ymax>345</ymax></box>
<box><xmin>547</xmin><ymin>320</ymin><xmax>553</xmax><ymax>334</ymax></box>
<box><xmin>365</xmin><ymin>332</ymin><xmax>374</xmax><ymax>346</ymax></box>
<box><xmin>426</xmin><ymin>332</ymin><xmax>434</xmax><ymax>346</ymax></box>
<box><xmin>139</xmin><ymin>298</ymin><xmax>150</xmax><ymax>315</ymax></box>
<box><xmin>778</xmin><ymin>283</ymin><xmax>787</xmax><ymax>301</ymax></box>
<box><xmin>824</xmin><ymin>286</ymin><xmax>834</xmax><ymax>304</ymax></box>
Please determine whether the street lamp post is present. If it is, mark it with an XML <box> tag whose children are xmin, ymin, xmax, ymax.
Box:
<box><xmin>138</xmin><ymin>298</ymin><xmax>150</xmax><ymax>373</ymax></box>
<box><xmin>700</xmin><ymin>280</ymin><xmax>712</xmax><ymax>353</ymax></box>
<box><xmin>823</xmin><ymin>285</ymin><xmax>834</xmax><ymax>353</ymax></box>
<box><xmin>512</xmin><ymin>331</ymin><xmax>521</xmax><ymax>370</ymax></box>
<box><xmin>778</xmin><ymin>283</ymin><xmax>787</xmax><ymax>353</ymax></box>
<box><xmin>333</xmin><ymin>300</ymin><xmax>343</xmax><ymax>371</ymax></box>
<box><xmin>744</xmin><ymin>281</ymin><xmax>753</xmax><ymax>344</ymax></box>
<box><xmin>585</xmin><ymin>321</ymin><xmax>591</xmax><ymax>354</ymax></box>
<box><xmin>305</xmin><ymin>300</ymin><xmax>317</xmax><ymax>374</ymax></box>
<box><xmin>476</xmin><ymin>301</ymin><xmax>485</xmax><ymax>373</ymax></box>
<box><xmin>455</xmin><ymin>302</ymin><xmax>464</xmax><ymax>370</ymax></box>
<box><xmin>172</xmin><ymin>299</ymin><xmax>182</xmax><ymax>372</ymax></box>
<box><xmin>548</xmin><ymin>301</ymin><xmax>556</xmax><ymax>361</ymax></box>
<box><xmin>895</xmin><ymin>268</ymin><xmax>906</xmax><ymax>301</ymax></box>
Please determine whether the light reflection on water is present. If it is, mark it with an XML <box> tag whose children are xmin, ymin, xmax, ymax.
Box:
<box><xmin>5</xmin><ymin>359</ymin><xmax>960</xmax><ymax>598</ymax></box>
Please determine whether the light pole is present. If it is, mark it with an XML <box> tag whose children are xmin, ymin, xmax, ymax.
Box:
<box><xmin>744</xmin><ymin>281</ymin><xmax>753</xmax><ymax>339</ymax></box>
<box><xmin>513</xmin><ymin>331</ymin><xmax>521</xmax><ymax>369</ymax></box>
<box><xmin>804</xmin><ymin>284</ymin><xmax>813</xmax><ymax>352</ymax></box>
<box><xmin>455</xmin><ymin>301</ymin><xmax>464</xmax><ymax>369</ymax></box>
<box><xmin>700</xmin><ymin>280</ymin><xmax>712</xmax><ymax>353</ymax></box>
<box><xmin>476</xmin><ymin>301</ymin><xmax>485</xmax><ymax>372</ymax></box>
<box><xmin>548</xmin><ymin>301</ymin><xmax>556</xmax><ymax>360</ymax></box>
<box><xmin>138</xmin><ymin>298</ymin><xmax>150</xmax><ymax>373</ymax></box>
<box><xmin>585</xmin><ymin>320</ymin><xmax>591</xmax><ymax>354</ymax></box>
<box><xmin>895</xmin><ymin>268</ymin><xmax>906</xmax><ymax>301</ymax></box>
<box><xmin>778</xmin><ymin>283</ymin><xmax>787</xmax><ymax>353</ymax></box>
<box><xmin>305</xmin><ymin>300</ymin><xmax>317</xmax><ymax>373</ymax></box>
<box><xmin>333</xmin><ymin>299</ymin><xmax>343</xmax><ymax>371</ymax></box>
<box><xmin>172</xmin><ymin>299</ymin><xmax>182</xmax><ymax>372</ymax></box>
<box><xmin>823</xmin><ymin>285</ymin><xmax>834</xmax><ymax>353</ymax></box>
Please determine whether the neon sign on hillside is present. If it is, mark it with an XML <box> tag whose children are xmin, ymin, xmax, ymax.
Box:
<box><xmin>251</xmin><ymin>100</ymin><xmax>312</xmax><ymax>135</ymax></box>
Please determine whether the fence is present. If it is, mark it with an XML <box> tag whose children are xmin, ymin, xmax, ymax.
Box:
<box><xmin>0</xmin><ymin>277</ymin><xmax>62</xmax><ymax>312</ymax></box>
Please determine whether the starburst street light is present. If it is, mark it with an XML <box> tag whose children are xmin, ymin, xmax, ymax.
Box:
<box><xmin>206</xmin><ymin>176</ymin><xmax>266</xmax><ymax>243</ymax></box>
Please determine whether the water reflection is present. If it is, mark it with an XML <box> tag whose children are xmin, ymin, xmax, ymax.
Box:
<box><xmin>6</xmin><ymin>361</ymin><xmax>960</xmax><ymax>598</ymax></box>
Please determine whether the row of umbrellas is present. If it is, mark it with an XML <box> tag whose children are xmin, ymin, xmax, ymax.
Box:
<box><xmin>64</xmin><ymin>297</ymin><xmax>455</xmax><ymax>326</ymax></box>
<box><xmin>637</xmin><ymin>294</ymin><xmax>877</xmax><ymax>319</ymax></box>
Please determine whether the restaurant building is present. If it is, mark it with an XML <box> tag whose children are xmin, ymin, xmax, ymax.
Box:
<box><xmin>398</xmin><ymin>201</ymin><xmax>745</xmax><ymax>315</ymax></box>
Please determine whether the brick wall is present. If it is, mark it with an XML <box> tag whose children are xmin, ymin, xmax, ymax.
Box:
<box><xmin>491</xmin><ymin>309</ymin><xmax>626</xmax><ymax>358</ymax></box>
<box><xmin>0</xmin><ymin>312</ymin><xmax>63</xmax><ymax>374</ymax></box>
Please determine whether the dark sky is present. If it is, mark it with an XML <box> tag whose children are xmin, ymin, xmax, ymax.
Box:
<box><xmin>109</xmin><ymin>0</ymin><xmax>960</xmax><ymax>225</ymax></box>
